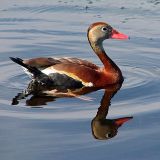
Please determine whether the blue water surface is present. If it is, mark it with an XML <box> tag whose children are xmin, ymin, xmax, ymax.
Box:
<box><xmin>0</xmin><ymin>0</ymin><xmax>160</xmax><ymax>160</ymax></box>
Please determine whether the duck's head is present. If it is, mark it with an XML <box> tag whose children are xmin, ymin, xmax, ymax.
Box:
<box><xmin>88</xmin><ymin>22</ymin><xmax>128</xmax><ymax>43</ymax></box>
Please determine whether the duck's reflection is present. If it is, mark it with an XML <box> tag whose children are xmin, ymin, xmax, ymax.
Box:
<box><xmin>92</xmin><ymin>117</ymin><xmax>132</xmax><ymax>140</ymax></box>
<box><xmin>12</xmin><ymin>81</ymin><xmax>133</xmax><ymax>140</ymax></box>
<box><xmin>12</xmin><ymin>80</ymin><xmax>99</xmax><ymax>106</ymax></box>
<box><xmin>91</xmin><ymin>84</ymin><xmax>133</xmax><ymax>140</ymax></box>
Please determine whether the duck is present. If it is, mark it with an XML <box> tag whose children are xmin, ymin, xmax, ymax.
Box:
<box><xmin>10</xmin><ymin>22</ymin><xmax>128</xmax><ymax>88</ymax></box>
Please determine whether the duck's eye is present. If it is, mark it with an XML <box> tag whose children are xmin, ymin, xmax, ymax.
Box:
<box><xmin>101</xmin><ymin>27</ymin><xmax>107</xmax><ymax>32</ymax></box>
<box><xmin>105</xmin><ymin>133</ymin><xmax>112</xmax><ymax>138</ymax></box>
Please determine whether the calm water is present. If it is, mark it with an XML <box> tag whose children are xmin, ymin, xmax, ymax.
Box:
<box><xmin>0</xmin><ymin>0</ymin><xmax>160</xmax><ymax>159</ymax></box>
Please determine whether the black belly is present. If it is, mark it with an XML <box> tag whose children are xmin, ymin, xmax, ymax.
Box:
<box><xmin>48</xmin><ymin>73</ymin><xmax>83</xmax><ymax>89</ymax></box>
<box><xmin>30</xmin><ymin>71</ymin><xmax>83</xmax><ymax>91</ymax></box>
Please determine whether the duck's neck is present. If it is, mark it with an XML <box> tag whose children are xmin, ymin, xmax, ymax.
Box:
<box><xmin>90</xmin><ymin>40</ymin><xmax>121</xmax><ymax>73</ymax></box>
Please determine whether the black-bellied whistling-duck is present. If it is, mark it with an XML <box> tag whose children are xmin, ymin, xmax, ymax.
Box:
<box><xmin>10</xmin><ymin>22</ymin><xmax>128</xmax><ymax>88</ymax></box>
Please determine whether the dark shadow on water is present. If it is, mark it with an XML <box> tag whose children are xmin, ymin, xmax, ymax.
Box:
<box><xmin>11</xmin><ymin>80</ymin><xmax>133</xmax><ymax>140</ymax></box>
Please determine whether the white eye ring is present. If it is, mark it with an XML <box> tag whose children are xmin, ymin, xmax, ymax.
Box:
<box><xmin>101</xmin><ymin>27</ymin><xmax>107</xmax><ymax>32</ymax></box>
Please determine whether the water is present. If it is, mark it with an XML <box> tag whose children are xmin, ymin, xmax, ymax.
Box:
<box><xmin>0</xmin><ymin>0</ymin><xmax>160</xmax><ymax>159</ymax></box>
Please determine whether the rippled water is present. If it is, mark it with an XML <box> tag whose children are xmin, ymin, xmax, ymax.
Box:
<box><xmin>0</xmin><ymin>0</ymin><xmax>160</xmax><ymax>160</ymax></box>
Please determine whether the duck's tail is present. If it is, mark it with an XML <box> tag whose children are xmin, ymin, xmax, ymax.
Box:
<box><xmin>10</xmin><ymin>57</ymin><xmax>54</xmax><ymax>85</ymax></box>
<box><xmin>9</xmin><ymin>57</ymin><xmax>42</xmax><ymax>77</ymax></box>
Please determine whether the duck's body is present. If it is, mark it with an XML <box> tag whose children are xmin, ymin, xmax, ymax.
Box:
<box><xmin>23</xmin><ymin>57</ymin><xmax>120</xmax><ymax>87</ymax></box>
<box><xmin>10</xmin><ymin>22</ymin><xmax>128</xmax><ymax>88</ymax></box>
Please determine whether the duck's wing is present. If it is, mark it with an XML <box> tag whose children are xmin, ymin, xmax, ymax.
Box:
<box><xmin>42</xmin><ymin>62</ymin><xmax>101</xmax><ymax>87</ymax></box>
<box><xmin>57</xmin><ymin>57</ymin><xmax>99</xmax><ymax>70</ymax></box>
<box><xmin>24</xmin><ymin>57</ymin><xmax>99</xmax><ymax>70</ymax></box>
<box><xmin>23</xmin><ymin>57</ymin><xmax>61</xmax><ymax>69</ymax></box>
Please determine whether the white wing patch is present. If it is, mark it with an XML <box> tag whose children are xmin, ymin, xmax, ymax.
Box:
<box><xmin>41</xmin><ymin>68</ymin><xmax>58</xmax><ymax>75</ymax></box>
